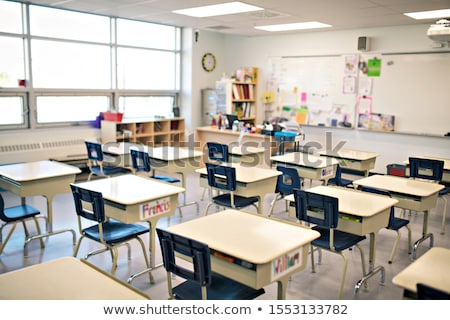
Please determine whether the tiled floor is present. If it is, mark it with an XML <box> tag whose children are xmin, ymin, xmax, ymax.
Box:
<box><xmin>1</xmin><ymin>170</ymin><xmax>449</xmax><ymax>300</ymax></box>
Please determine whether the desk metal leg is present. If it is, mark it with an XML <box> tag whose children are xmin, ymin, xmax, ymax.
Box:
<box><xmin>127</xmin><ymin>221</ymin><xmax>157</xmax><ymax>284</ymax></box>
<box><xmin>23</xmin><ymin>195</ymin><xmax>76</xmax><ymax>257</ymax></box>
<box><xmin>276</xmin><ymin>278</ymin><xmax>288</xmax><ymax>300</ymax></box>
<box><xmin>412</xmin><ymin>210</ymin><xmax>433</xmax><ymax>260</ymax></box>
<box><xmin>176</xmin><ymin>172</ymin><xmax>199</xmax><ymax>217</ymax></box>
<box><xmin>354</xmin><ymin>233</ymin><xmax>385</xmax><ymax>297</ymax></box>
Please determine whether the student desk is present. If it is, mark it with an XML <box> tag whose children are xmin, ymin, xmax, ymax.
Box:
<box><xmin>352</xmin><ymin>174</ymin><xmax>445</xmax><ymax>259</ymax></box>
<box><xmin>104</xmin><ymin>143</ymin><xmax>202</xmax><ymax>214</ymax></box>
<box><xmin>144</xmin><ymin>146</ymin><xmax>203</xmax><ymax>214</ymax></box>
<box><xmin>270</xmin><ymin>152</ymin><xmax>339</xmax><ymax>185</ymax></box>
<box><xmin>404</xmin><ymin>155</ymin><xmax>450</xmax><ymax>183</ymax></box>
<box><xmin>229</xmin><ymin>145</ymin><xmax>267</xmax><ymax>167</ymax></box>
<box><xmin>285</xmin><ymin>185</ymin><xmax>397</xmax><ymax>296</ymax></box>
<box><xmin>102</xmin><ymin>141</ymin><xmax>137</xmax><ymax>167</ymax></box>
<box><xmin>0</xmin><ymin>257</ymin><xmax>149</xmax><ymax>299</ymax></box>
<box><xmin>392</xmin><ymin>247</ymin><xmax>450</xmax><ymax>299</ymax></box>
<box><xmin>72</xmin><ymin>174</ymin><xmax>185</xmax><ymax>283</ymax></box>
<box><xmin>168</xmin><ymin>209</ymin><xmax>320</xmax><ymax>300</ymax></box>
<box><xmin>195</xmin><ymin>163</ymin><xmax>281</xmax><ymax>214</ymax></box>
<box><xmin>319</xmin><ymin>148</ymin><xmax>379</xmax><ymax>177</ymax></box>
<box><xmin>0</xmin><ymin>160</ymin><xmax>81</xmax><ymax>256</ymax></box>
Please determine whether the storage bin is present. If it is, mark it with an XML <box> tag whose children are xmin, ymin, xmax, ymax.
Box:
<box><xmin>102</xmin><ymin>112</ymin><xmax>123</xmax><ymax>122</ymax></box>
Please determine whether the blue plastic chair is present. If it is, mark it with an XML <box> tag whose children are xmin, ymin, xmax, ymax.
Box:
<box><xmin>416</xmin><ymin>283</ymin><xmax>450</xmax><ymax>300</ymax></box>
<box><xmin>85</xmin><ymin>141</ymin><xmax>131</xmax><ymax>181</ymax></box>
<box><xmin>156</xmin><ymin>228</ymin><xmax>265</xmax><ymax>300</ymax></box>
<box><xmin>268</xmin><ymin>165</ymin><xmax>303</xmax><ymax>217</ymax></box>
<box><xmin>204</xmin><ymin>163</ymin><xmax>260</xmax><ymax>215</ymax></box>
<box><xmin>0</xmin><ymin>193</ymin><xmax>45</xmax><ymax>256</ymax></box>
<box><xmin>327</xmin><ymin>164</ymin><xmax>353</xmax><ymax>187</ymax></box>
<box><xmin>294</xmin><ymin>189</ymin><xmax>367</xmax><ymax>299</ymax></box>
<box><xmin>361</xmin><ymin>186</ymin><xmax>412</xmax><ymax>264</ymax></box>
<box><xmin>130</xmin><ymin>149</ymin><xmax>180</xmax><ymax>183</ymax></box>
<box><xmin>71</xmin><ymin>184</ymin><xmax>151</xmax><ymax>280</ymax></box>
<box><xmin>206</xmin><ymin>142</ymin><xmax>229</xmax><ymax>163</ymax></box>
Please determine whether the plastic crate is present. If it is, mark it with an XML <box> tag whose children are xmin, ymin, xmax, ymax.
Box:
<box><xmin>102</xmin><ymin>112</ymin><xmax>123</xmax><ymax>122</ymax></box>
<box><xmin>387</xmin><ymin>164</ymin><xmax>407</xmax><ymax>177</ymax></box>
<box><xmin>274</xmin><ymin>131</ymin><xmax>297</xmax><ymax>142</ymax></box>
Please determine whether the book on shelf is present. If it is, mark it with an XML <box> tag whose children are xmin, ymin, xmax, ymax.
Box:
<box><xmin>232</xmin><ymin>83</ymin><xmax>240</xmax><ymax>100</ymax></box>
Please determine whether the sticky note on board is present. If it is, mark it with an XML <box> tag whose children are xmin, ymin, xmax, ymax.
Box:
<box><xmin>296</xmin><ymin>108</ymin><xmax>308</xmax><ymax>124</ymax></box>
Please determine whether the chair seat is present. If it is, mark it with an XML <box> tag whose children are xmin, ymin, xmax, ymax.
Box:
<box><xmin>212</xmin><ymin>194</ymin><xmax>259</xmax><ymax>209</ymax></box>
<box><xmin>91</xmin><ymin>165</ymin><xmax>131</xmax><ymax>176</ymax></box>
<box><xmin>3</xmin><ymin>204</ymin><xmax>41</xmax><ymax>222</ymax></box>
<box><xmin>312</xmin><ymin>226</ymin><xmax>366</xmax><ymax>251</ymax></box>
<box><xmin>83</xmin><ymin>220</ymin><xmax>149</xmax><ymax>244</ymax></box>
<box><xmin>173</xmin><ymin>272</ymin><xmax>265</xmax><ymax>300</ymax></box>
<box><xmin>388</xmin><ymin>217</ymin><xmax>410</xmax><ymax>231</ymax></box>
<box><xmin>152</xmin><ymin>175</ymin><xmax>180</xmax><ymax>183</ymax></box>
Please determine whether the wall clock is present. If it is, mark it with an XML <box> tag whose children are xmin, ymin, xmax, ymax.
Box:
<box><xmin>202</xmin><ymin>52</ymin><xmax>216</xmax><ymax>72</ymax></box>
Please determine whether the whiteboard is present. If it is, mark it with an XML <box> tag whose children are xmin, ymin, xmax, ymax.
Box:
<box><xmin>267</xmin><ymin>55</ymin><xmax>358</xmax><ymax>127</ymax></box>
<box><xmin>367</xmin><ymin>52</ymin><xmax>450</xmax><ymax>136</ymax></box>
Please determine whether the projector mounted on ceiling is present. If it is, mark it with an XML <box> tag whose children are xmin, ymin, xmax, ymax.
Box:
<box><xmin>427</xmin><ymin>19</ymin><xmax>450</xmax><ymax>42</ymax></box>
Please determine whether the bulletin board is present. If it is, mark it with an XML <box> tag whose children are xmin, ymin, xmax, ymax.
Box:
<box><xmin>267</xmin><ymin>55</ymin><xmax>358</xmax><ymax>128</ymax></box>
<box><xmin>361</xmin><ymin>51</ymin><xmax>450</xmax><ymax>136</ymax></box>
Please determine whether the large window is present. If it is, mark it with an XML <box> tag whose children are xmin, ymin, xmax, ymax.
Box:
<box><xmin>0</xmin><ymin>1</ymin><xmax>181</xmax><ymax>129</ymax></box>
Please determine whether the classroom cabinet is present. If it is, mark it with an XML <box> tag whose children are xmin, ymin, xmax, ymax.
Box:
<box><xmin>101</xmin><ymin>118</ymin><xmax>185</xmax><ymax>147</ymax></box>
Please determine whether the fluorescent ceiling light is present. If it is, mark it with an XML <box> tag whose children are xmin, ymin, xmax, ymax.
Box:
<box><xmin>404</xmin><ymin>9</ymin><xmax>450</xmax><ymax>20</ymax></box>
<box><xmin>173</xmin><ymin>1</ymin><xmax>263</xmax><ymax>18</ymax></box>
<box><xmin>255</xmin><ymin>21</ymin><xmax>331</xmax><ymax>32</ymax></box>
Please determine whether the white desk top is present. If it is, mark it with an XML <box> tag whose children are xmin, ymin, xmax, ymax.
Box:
<box><xmin>144</xmin><ymin>146</ymin><xmax>203</xmax><ymax>160</ymax></box>
<box><xmin>270</xmin><ymin>152</ymin><xmax>339</xmax><ymax>168</ymax></box>
<box><xmin>319</xmin><ymin>148</ymin><xmax>379</xmax><ymax>161</ymax></box>
<box><xmin>230</xmin><ymin>145</ymin><xmax>266</xmax><ymax>156</ymax></box>
<box><xmin>0</xmin><ymin>160</ymin><xmax>81</xmax><ymax>182</ymax></box>
<box><xmin>353</xmin><ymin>174</ymin><xmax>445</xmax><ymax>197</ymax></box>
<box><xmin>404</xmin><ymin>155</ymin><xmax>450</xmax><ymax>170</ymax></box>
<box><xmin>287</xmin><ymin>185</ymin><xmax>398</xmax><ymax>217</ymax></box>
<box><xmin>168</xmin><ymin>209</ymin><xmax>320</xmax><ymax>264</ymax></box>
<box><xmin>392</xmin><ymin>247</ymin><xmax>450</xmax><ymax>294</ymax></box>
<box><xmin>102</xmin><ymin>141</ymin><xmax>137</xmax><ymax>155</ymax></box>
<box><xmin>73</xmin><ymin>174</ymin><xmax>185</xmax><ymax>205</ymax></box>
<box><xmin>0</xmin><ymin>257</ymin><xmax>149</xmax><ymax>300</ymax></box>
<box><xmin>195</xmin><ymin>162</ymin><xmax>280</xmax><ymax>183</ymax></box>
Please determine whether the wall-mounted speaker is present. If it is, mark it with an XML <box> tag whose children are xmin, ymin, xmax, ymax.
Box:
<box><xmin>358</xmin><ymin>36</ymin><xmax>370</xmax><ymax>51</ymax></box>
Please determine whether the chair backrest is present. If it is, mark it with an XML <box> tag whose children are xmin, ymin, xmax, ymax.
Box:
<box><xmin>416</xmin><ymin>283</ymin><xmax>450</xmax><ymax>300</ymax></box>
<box><xmin>156</xmin><ymin>228</ymin><xmax>212</xmax><ymax>297</ymax></box>
<box><xmin>294</xmin><ymin>189</ymin><xmax>339</xmax><ymax>229</ymax></box>
<box><xmin>334</xmin><ymin>164</ymin><xmax>343</xmax><ymax>183</ymax></box>
<box><xmin>85</xmin><ymin>141</ymin><xmax>104</xmax><ymax>162</ymax></box>
<box><xmin>207</xmin><ymin>142</ymin><xmax>229</xmax><ymax>163</ymax></box>
<box><xmin>130</xmin><ymin>149</ymin><xmax>151</xmax><ymax>173</ymax></box>
<box><xmin>0</xmin><ymin>193</ymin><xmax>6</xmax><ymax>221</ymax></box>
<box><xmin>205</xmin><ymin>163</ymin><xmax>236</xmax><ymax>192</ymax></box>
<box><xmin>70</xmin><ymin>184</ymin><xmax>106</xmax><ymax>223</ymax></box>
<box><xmin>360</xmin><ymin>186</ymin><xmax>395</xmax><ymax>227</ymax></box>
<box><xmin>409</xmin><ymin>157</ymin><xmax>444</xmax><ymax>182</ymax></box>
<box><xmin>275</xmin><ymin>165</ymin><xmax>302</xmax><ymax>195</ymax></box>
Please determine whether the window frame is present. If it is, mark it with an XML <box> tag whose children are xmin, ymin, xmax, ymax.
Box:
<box><xmin>0</xmin><ymin>1</ymin><xmax>181</xmax><ymax>130</ymax></box>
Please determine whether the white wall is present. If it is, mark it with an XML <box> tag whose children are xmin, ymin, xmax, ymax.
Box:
<box><xmin>192</xmin><ymin>24</ymin><xmax>450</xmax><ymax>174</ymax></box>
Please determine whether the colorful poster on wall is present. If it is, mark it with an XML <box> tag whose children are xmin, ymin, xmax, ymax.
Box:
<box><xmin>367</xmin><ymin>58</ymin><xmax>382</xmax><ymax>77</ymax></box>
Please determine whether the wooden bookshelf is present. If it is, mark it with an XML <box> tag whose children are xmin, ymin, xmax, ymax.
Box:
<box><xmin>216</xmin><ymin>67</ymin><xmax>258</xmax><ymax>125</ymax></box>
<box><xmin>101</xmin><ymin>118</ymin><xmax>185</xmax><ymax>147</ymax></box>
